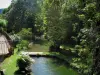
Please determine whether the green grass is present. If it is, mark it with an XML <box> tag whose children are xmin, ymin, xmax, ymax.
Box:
<box><xmin>28</xmin><ymin>40</ymin><xmax>50</xmax><ymax>52</ymax></box>
<box><xmin>0</xmin><ymin>40</ymin><xmax>49</xmax><ymax>75</ymax></box>
<box><xmin>0</xmin><ymin>41</ymin><xmax>76</xmax><ymax>75</ymax></box>
<box><xmin>1</xmin><ymin>49</ymin><xmax>19</xmax><ymax>75</ymax></box>
<box><xmin>28</xmin><ymin>44</ymin><xmax>49</xmax><ymax>52</ymax></box>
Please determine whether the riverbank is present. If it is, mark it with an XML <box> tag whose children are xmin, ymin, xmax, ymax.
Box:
<box><xmin>0</xmin><ymin>42</ymin><xmax>81</xmax><ymax>75</ymax></box>
<box><xmin>1</xmin><ymin>50</ymin><xmax>77</xmax><ymax>75</ymax></box>
<box><xmin>0</xmin><ymin>49</ymin><xmax>18</xmax><ymax>75</ymax></box>
<box><xmin>22</xmin><ymin>51</ymin><xmax>79</xmax><ymax>71</ymax></box>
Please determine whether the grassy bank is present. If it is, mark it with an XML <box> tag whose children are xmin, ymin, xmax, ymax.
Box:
<box><xmin>28</xmin><ymin>44</ymin><xmax>49</xmax><ymax>52</ymax></box>
<box><xmin>0</xmin><ymin>43</ymin><xmax>79</xmax><ymax>75</ymax></box>
<box><xmin>1</xmin><ymin>49</ymin><xmax>19</xmax><ymax>75</ymax></box>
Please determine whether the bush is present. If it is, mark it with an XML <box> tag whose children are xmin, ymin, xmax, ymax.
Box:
<box><xmin>0</xmin><ymin>19</ymin><xmax>8</xmax><ymax>31</ymax></box>
<box><xmin>16</xmin><ymin>40</ymin><xmax>29</xmax><ymax>52</ymax></box>
<box><xmin>17</xmin><ymin>55</ymin><xmax>32</xmax><ymax>72</ymax></box>
<box><xmin>17</xmin><ymin>28</ymin><xmax>32</xmax><ymax>40</ymax></box>
<box><xmin>15</xmin><ymin>55</ymin><xmax>33</xmax><ymax>75</ymax></box>
<box><xmin>10</xmin><ymin>34</ymin><xmax>21</xmax><ymax>46</ymax></box>
<box><xmin>0</xmin><ymin>19</ymin><xmax>7</xmax><ymax>27</ymax></box>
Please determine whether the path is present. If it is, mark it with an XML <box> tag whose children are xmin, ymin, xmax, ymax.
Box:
<box><xmin>21</xmin><ymin>52</ymin><xmax>44</xmax><ymax>56</ymax></box>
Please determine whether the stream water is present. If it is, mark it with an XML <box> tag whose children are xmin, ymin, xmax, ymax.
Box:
<box><xmin>31</xmin><ymin>57</ymin><xmax>79</xmax><ymax>75</ymax></box>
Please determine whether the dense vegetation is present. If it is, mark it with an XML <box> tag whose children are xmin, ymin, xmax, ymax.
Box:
<box><xmin>0</xmin><ymin>0</ymin><xmax>100</xmax><ymax>75</ymax></box>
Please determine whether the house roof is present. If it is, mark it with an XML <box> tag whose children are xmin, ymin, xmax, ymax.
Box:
<box><xmin>0</xmin><ymin>34</ymin><xmax>10</xmax><ymax>55</ymax></box>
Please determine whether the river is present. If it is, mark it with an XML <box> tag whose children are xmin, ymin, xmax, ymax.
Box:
<box><xmin>31</xmin><ymin>57</ymin><xmax>79</xmax><ymax>75</ymax></box>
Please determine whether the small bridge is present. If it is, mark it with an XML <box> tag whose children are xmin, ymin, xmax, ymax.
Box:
<box><xmin>21</xmin><ymin>52</ymin><xmax>45</xmax><ymax>56</ymax></box>
<box><xmin>21</xmin><ymin>52</ymin><xmax>57</xmax><ymax>58</ymax></box>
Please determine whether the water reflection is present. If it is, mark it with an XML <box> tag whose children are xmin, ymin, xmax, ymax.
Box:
<box><xmin>31</xmin><ymin>57</ymin><xmax>78</xmax><ymax>75</ymax></box>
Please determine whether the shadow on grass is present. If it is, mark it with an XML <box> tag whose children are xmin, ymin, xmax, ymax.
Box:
<box><xmin>14</xmin><ymin>70</ymin><xmax>31</xmax><ymax>75</ymax></box>
<box><xmin>0</xmin><ymin>55</ymin><xmax>11</xmax><ymax>63</ymax></box>
<box><xmin>34</xmin><ymin>39</ymin><xmax>48</xmax><ymax>45</ymax></box>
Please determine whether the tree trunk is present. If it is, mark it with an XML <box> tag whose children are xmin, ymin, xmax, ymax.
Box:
<box><xmin>92</xmin><ymin>47</ymin><xmax>100</xmax><ymax>75</ymax></box>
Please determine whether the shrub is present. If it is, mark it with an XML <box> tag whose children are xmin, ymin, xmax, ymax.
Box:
<box><xmin>0</xmin><ymin>19</ymin><xmax>7</xmax><ymax>27</ymax></box>
<box><xmin>17</xmin><ymin>55</ymin><xmax>32</xmax><ymax>72</ymax></box>
<box><xmin>16</xmin><ymin>40</ymin><xmax>29</xmax><ymax>52</ymax></box>
<box><xmin>17</xmin><ymin>28</ymin><xmax>32</xmax><ymax>40</ymax></box>
<box><xmin>0</xmin><ymin>19</ymin><xmax>8</xmax><ymax>31</ymax></box>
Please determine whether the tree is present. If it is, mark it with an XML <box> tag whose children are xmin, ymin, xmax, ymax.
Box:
<box><xmin>41</xmin><ymin>0</ymin><xmax>66</xmax><ymax>50</ymax></box>
<box><xmin>40</xmin><ymin>0</ymin><xmax>80</xmax><ymax>49</ymax></box>
<box><xmin>5</xmin><ymin>0</ymin><xmax>37</xmax><ymax>33</ymax></box>
<box><xmin>76</xmin><ymin>0</ymin><xmax>100</xmax><ymax>74</ymax></box>
<box><xmin>15</xmin><ymin>55</ymin><xmax>32</xmax><ymax>75</ymax></box>
<box><xmin>0</xmin><ymin>19</ymin><xmax>8</xmax><ymax>31</ymax></box>
<box><xmin>17</xmin><ymin>28</ymin><xmax>32</xmax><ymax>40</ymax></box>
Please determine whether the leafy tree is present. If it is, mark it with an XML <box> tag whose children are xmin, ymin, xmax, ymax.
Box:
<box><xmin>41</xmin><ymin>0</ymin><xmax>66</xmax><ymax>49</ymax></box>
<box><xmin>5</xmin><ymin>0</ymin><xmax>37</xmax><ymax>33</ymax></box>
<box><xmin>0</xmin><ymin>19</ymin><xmax>8</xmax><ymax>31</ymax></box>
<box><xmin>15</xmin><ymin>55</ymin><xmax>32</xmax><ymax>75</ymax></box>
<box><xmin>17</xmin><ymin>28</ymin><xmax>32</xmax><ymax>40</ymax></box>
<box><xmin>16</xmin><ymin>40</ymin><xmax>29</xmax><ymax>52</ymax></box>
<box><xmin>40</xmin><ymin>0</ymin><xmax>80</xmax><ymax>49</ymax></box>
<box><xmin>76</xmin><ymin>0</ymin><xmax>100</xmax><ymax>74</ymax></box>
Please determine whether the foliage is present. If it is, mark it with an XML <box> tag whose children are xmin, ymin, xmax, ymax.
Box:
<box><xmin>5</xmin><ymin>0</ymin><xmax>37</xmax><ymax>32</ymax></box>
<box><xmin>76</xmin><ymin>0</ymin><xmax>100</xmax><ymax>74</ymax></box>
<box><xmin>16</xmin><ymin>40</ymin><xmax>29</xmax><ymax>52</ymax></box>
<box><xmin>38</xmin><ymin>0</ymin><xmax>99</xmax><ymax>74</ymax></box>
<box><xmin>10</xmin><ymin>34</ymin><xmax>21</xmax><ymax>46</ymax></box>
<box><xmin>37</xmin><ymin>0</ymin><xmax>79</xmax><ymax>48</ymax></box>
<box><xmin>0</xmin><ymin>19</ymin><xmax>8</xmax><ymax>28</ymax></box>
<box><xmin>1</xmin><ymin>49</ymin><xmax>19</xmax><ymax>75</ymax></box>
<box><xmin>16</xmin><ymin>55</ymin><xmax>32</xmax><ymax>71</ymax></box>
<box><xmin>1</xmin><ymin>0</ymin><xmax>100</xmax><ymax>74</ymax></box>
<box><xmin>36</xmin><ymin>1</ymin><xmax>97</xmax><ymax>74</ymax></box>
<box><xmin>17</xmin><ymin>28</ymin><xmax>32</xmax><ymax>40</ymax></box>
